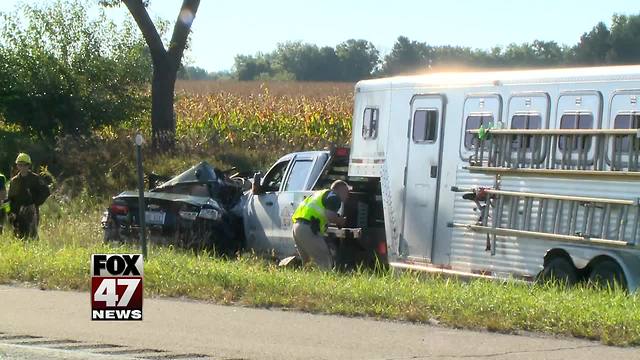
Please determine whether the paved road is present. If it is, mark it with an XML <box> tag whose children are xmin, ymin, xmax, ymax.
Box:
<box><xmin>0</xmin><ymin>285</ymin><xmax>637</xmax><ymax>359</ymax></box>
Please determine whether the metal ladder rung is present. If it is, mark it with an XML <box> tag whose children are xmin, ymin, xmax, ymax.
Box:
<box><xmin>451</xmin><ymin>223</ymin><xmax>634</xmax><ymax>249</ymax></box>
<box><xmin>453</xmin><ymin>186</ymin><xmax>640</xmax><ymax>247</ymax></box>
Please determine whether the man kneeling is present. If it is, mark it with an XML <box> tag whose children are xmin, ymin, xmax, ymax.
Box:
<box><xmin>291</xmin><ymin>180</ymin><xmax>349</xmax><ymax>269</ymax></box>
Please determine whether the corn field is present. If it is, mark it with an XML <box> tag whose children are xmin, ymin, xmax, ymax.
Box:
<box><xmin>173</xmin><ymin>82</ymin><xmax>354</xmax><ymax>154</ymax></box>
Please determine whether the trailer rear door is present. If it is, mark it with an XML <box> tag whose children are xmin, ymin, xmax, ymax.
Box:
<box><xmin>401</xmin><ymin>95</ymin><xmax>445</xmax><ymax>261</ymax></box>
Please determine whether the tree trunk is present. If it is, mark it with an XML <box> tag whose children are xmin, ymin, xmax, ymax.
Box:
<box><xmin>151</xmin><ymin>62</ymin><xmax>177</xmax><ymax>151</ymax></box>
<box><xmin>121</xmin><ymin>0</ymin><xmax>201</xmax><ymax>152</ymax></box>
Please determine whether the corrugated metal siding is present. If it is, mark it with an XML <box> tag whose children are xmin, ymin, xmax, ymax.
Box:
<box><xmin>450</xmin><ymin>167</ymin><xmax>640</xmax><ymax>277</ymax></box>
<box><xmin>450</xmin><ymin>169</ymin><xmax>540</xmax><ymax>275</ymax></box>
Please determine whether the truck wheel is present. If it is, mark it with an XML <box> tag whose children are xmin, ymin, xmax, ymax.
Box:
<box><xmin>208</xmin><ymin>224</ymin><xmax>239</xmax><ymax>258</ymax></box>
<box><xmin>588</xmin><ymin>258</ymin><xmax>627</xmax><ymax>290</ymax></box>
<box><xmin>539</xmin><ymin>256</ymin><xmax>578</xmax><ymax>286</ymax></box>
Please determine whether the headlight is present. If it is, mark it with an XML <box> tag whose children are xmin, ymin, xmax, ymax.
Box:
<box><xmin>198</xmin><ymin>208</ymin><xmax>221</xmax><ymax>221</ymax></box>
<box><xmin>178</xmin><ymin>211</ymin><xmax>198</xmax><ymax>221</ymax></box>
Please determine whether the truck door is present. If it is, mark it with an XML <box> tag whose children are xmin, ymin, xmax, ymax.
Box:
<box><xmin>244</xmin><ymin>158</ymin><xmax>291</xmax><ymax>254</ymax></box>
<box><xmin>401</xmin><ymin>95</ymin><xmax>445</xmax><ymax>261</ymax></box>
<box><xmin>272</xmin><ymin>155</ymin><xmax>319</xmax><ymax>254</ymax></box>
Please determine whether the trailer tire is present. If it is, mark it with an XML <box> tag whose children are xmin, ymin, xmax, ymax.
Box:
<box><xmin>588</xmin><ymin>258</ymin><xmax>627</xmax><ymax>290</ymax></box>
<box><xmin>539</xmin><ymin>256</ymin><xmax>578</xmax><ymax>286</ymax></box>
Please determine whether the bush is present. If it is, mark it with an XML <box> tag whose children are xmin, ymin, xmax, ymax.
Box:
<box><xmin>0</xmin><ymin>0</ymin><xmax>151</xmax><ymax>138</ymax></box>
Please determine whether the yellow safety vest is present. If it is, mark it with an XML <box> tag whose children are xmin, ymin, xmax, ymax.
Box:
<box><xmin>292</xmin><ymin>190</ymin><xmax>329</xmax><ymax>235</ymax></box>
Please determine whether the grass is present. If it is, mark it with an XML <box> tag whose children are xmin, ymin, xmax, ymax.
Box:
<box><xmin>0</xmin><ymin>201</ymin><xmax>639</xmax><ymax>347</ymax></box>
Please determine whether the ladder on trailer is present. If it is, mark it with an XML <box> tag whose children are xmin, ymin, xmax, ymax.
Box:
<box><xmin>453</xmin><ymin>127</ymin><xmax>640</xmax><ymax>254</ymax></box>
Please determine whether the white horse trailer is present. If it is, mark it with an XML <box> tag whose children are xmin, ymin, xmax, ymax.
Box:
<box><xmin>349</xmin><ymin>65</ymin><xmax>640</xmax><ymax>290</ymax></box>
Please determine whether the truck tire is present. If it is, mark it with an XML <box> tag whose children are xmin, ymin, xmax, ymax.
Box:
<box><xmin>539</xmin><ymin>256</ymin><xmax>578</xmax><ymax>286</ymax></box>
<box><xmin>588</xmin><ymin>258</ymin><xmax>627</xmax><ymax>290</ymax></box>
<box><xmin>209</xmin><ymin>222</ymin><xmax>240</xmax><ymax>258</ymax></box>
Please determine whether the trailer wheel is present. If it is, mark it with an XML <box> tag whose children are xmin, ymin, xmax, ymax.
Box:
<box><xmin>588</xmin><ymin>258</ymin><xmax>627</xmax><ymax>290</ymax></box>
<box><xmin>539</xmin><ymin>256</ymin><xmax>578</xmax><ymax>286</ymax></box>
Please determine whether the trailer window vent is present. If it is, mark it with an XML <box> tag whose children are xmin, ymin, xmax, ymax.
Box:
<box><xmin>464</xmin><ymin>113</ymin><xmax>494</xmax><ymax>149</ymax></box>
<box><xmin>559</xmin><ymin>113</ymin><xmax>593</xmax><ymax>150</ymax></box>
<box><xmin>362</xmin><ymin>107</ymin><xmax>379</xmax><ymax>140</ymax></box>
<box><xmin>511</xmin><ymin>113</ymin><xmax>542</xmax><ymax>149</ymax></box>
<box><xmin>613</xmin><ymin>113</ymin><xmax>640</xmax><ymax>151</ymax></box>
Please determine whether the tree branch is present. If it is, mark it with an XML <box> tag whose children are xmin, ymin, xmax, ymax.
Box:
<box><xmin>167</xmin><ymin>0</ymin><xmax>200</xmax><ymax>70</ymax></box>
<box><xmin>122</xmin><ymin>0</ymin><xmax>166</xmax><ymax>64</ymax></box>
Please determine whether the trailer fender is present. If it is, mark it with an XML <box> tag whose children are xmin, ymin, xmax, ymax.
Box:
<box><xmin>545</xmin><ymin>247</ymin><xmax>590</xmax><ymax>270</ymax></box>
<box><xmin>595</xmin><ymin>251</ymin><xmax>640</xmax><ymax>291</ymax></box>
<box><xmin>556</xmin><ymin>246</ymin><xmax>640</xmax><ymax>291</ymax></box>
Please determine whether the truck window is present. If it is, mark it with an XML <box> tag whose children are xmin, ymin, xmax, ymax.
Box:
<box><xmin>464</xmin><ymin>114</ymin><xmax>494</xmax><ymax>149</ymax></box>
<box><xmin>613</xmin><ymin>113</ymin><xmax>640</xmax><ymax>151</ymax></box>
<box><xmin>261</xmin><ymin>160</ymin><xmax>290</xmax><ymax>192</ymax></box>
<box><xmin>413</xmin><ymin>109</ymin><xmax>438</xmax><ymax>143</ymax></box>
<box><xmin>284</xmin><ymin>160</ymin><xmax>313</xmax><ymax>191</ymax></box>
<box><xmin>362</xmin><ymin>107</ymin><xmax>379</xmax><ymax>139</ymax></box>
<box><xmin>559</xmin><ymin>113</ymin><xmax>593</xmax><ymax>150</ymax></box>
<box><xmin>511</xmin><ymin>113</ymin><xmax>542</xmax><ymax>149</ymax></box>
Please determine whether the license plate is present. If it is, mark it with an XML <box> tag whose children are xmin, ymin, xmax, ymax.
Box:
<box><xmin>145</xmin><ymin>211</ymin><xmax>166</xmax><ymax>225</ymax></box>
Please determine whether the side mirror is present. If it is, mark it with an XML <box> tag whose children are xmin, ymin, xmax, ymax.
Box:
<box><xmin>251</xmin><ymin>172</ymin><xmax>263</xmax><ymax>195</ymax></box>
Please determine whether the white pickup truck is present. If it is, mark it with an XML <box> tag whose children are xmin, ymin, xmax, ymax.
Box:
<box><xmin>243</xmin><ymin>147</ymin><xmax>387</xmax><ymax>268</ymax></box>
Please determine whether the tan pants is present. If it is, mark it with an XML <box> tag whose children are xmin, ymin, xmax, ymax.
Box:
<box><xmin>292</xmin><ymin>222</ymin><xmax>333</xmax><ymax>270</ymax></box>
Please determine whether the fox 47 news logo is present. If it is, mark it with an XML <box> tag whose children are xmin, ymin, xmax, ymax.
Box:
<box><xmin>91</xmin><ymin>254</ymin><xmax>143</xmax><ymax>321</ymax></box>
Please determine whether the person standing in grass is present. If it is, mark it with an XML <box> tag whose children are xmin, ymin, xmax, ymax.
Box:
<box><xmin>8</xmin><ymin>153</ymin><xmax>50</xmax><ymax>239</ymax></box>
<box><xmin>291</xmin><ymin>180</ymin><xmax>350</xmax><ymax>269</ymax></box>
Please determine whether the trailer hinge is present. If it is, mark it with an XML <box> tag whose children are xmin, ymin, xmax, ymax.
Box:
<box><xmin>407</xmin><ymin>118</ymin><xmax>411</xmax><ymax>138</ymax></box>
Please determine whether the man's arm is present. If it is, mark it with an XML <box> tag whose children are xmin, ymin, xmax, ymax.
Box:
<box><xmin>325</xmin><ymin>210</ymin><xmax>346</xmax><ymax>228</ymax></box>
<box><xmin>29</xmin><ymin>175</ymin><xmax>50</xmax><ymax>206</ymax></box>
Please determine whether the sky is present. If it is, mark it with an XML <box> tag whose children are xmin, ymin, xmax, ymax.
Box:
<box><xmin>0</xmin><ymin>0</ymin><xmax>638</xmax><ymax>72</ymax></box>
